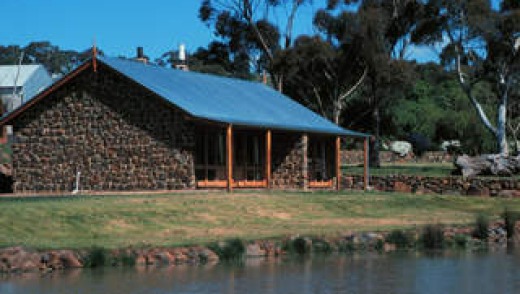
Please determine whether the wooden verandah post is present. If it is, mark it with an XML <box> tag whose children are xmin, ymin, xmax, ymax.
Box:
<box><xmin>226</xmin><ymin>124</ymin><xmax>233</xmax><ymax>192</ymax></box>
<box><xmin>266</xmin><ymin>130</ymin><xmax>272</xmax><ymax>188</ymax></box>
<box><xmin>336</xmin><ymin>136</ymin><xmax>341</xmax><ymax>191</ymax></box>
<box><xmin>363</xmin><ymin>137</ymin><xmax>370</xmax><ymax>190</ymax></box>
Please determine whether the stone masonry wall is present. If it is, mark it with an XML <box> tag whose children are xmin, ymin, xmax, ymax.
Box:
<box><xmin>271</xmin><ymin>133</ymin><xmax>307</xmax><ymax>189</ymax></box>
<box><xmin>342</xmin><ymin>174</ymin><xmax>520</xmax><ymax>197</ymax></box>
<box><xmin>11</xmin><ymin>65</ymin><xmax>196</xmax><ymax>192</ymax></box>
<box><xmin>342</xmin><ymin>150</ymin><xmax>454</xmax><ymax>165</ymax></box>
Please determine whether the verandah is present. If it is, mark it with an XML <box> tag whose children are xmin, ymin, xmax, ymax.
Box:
<box><xmin>194</xmin><ymin>124</ymin><xmax>370</xmax><ymax>190</ymax></box>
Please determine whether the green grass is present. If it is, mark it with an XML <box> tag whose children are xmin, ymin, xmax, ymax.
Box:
<box><xmin>1</xmin><ymin>191</ymin><xmax>519</xmax><ymax>250</ymax></box>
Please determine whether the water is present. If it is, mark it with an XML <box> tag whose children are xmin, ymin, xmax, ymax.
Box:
<box><xmin>2</xmin><ymin>250</ymin><xmax>520</xmax><ymax>294</ymax></box>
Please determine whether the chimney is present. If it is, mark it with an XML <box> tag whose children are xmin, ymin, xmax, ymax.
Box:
<box><xmin>175</xmin><ymin>43</ymin><xmax>189</xmax><ymax>71</ymax></box>
<box><xmin>135</xmin><ymin>47</ymin><xmax>148</xmax><ymax>64</ymax></box>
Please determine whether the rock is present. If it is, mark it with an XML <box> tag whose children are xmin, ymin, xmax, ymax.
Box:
<box><xmin>466</xmin><ymin>185</ymin><xmax>490</xmax><ymax>197</ymax></box>
<box><xmin>198</xmin><ymin>248</ymin><xmax>219</xmax><ymax>262</ymax></box>
<box><xmin>394</xmin><ymin>181</ymin><xmax>412</xmax><ymax>193</ymax></box>
<box><xmin>498</xmin><ymin>190</ymin><xmax>520</xmax><ymax>198</ymax></box>
<box><xmin>47</xmin><ymin>252</ymin><xmax>64</xmax><ymax>270</ymax></box>
<box><xmin>135</xmin><ymin>254</ymin><xmax>147</xmax><ymax>265</ymax></box>
<box><xmin>455</xmin><ymin>154</ymin><xmax>520</xmax><ymax>177</ymax></box>
<box><xmin>383</xmin><ymin>243</ymin><xmax>396</xmax><ymax>252</ymax></box>
<box><xmin>246</xmin><ymin>243</ymin><xmax>266</xmax><ymax>257</ymax></box>
<box><xmin>389</xmin><ymin>141</ymin><xmax>412</xmax><ymax>157</ymax></box>
<box><xmin>0</xmin><ymin>247</ymin><xmax>42</xmax><ymax>273</ymax></box>
<box><xmin>59</xmin><ymin>251</ymin><xmax>82</xmax><ymax>268</ymax></box>
<box><xmin>154</xmin><ymin>251</ymin><xmax>175</xmax><ymax>265</ymax></box>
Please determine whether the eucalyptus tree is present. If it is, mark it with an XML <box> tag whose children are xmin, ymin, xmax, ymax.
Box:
<box><xmin>199</xmin><ymin>0</ymin><xmax>311</xmax><ymax>91</ymax></box>
<box><xmin>321</xmin><ymin>0</ymin><xmax>422</xmax><ymax>166</ymax></box>
<box><xmin>412</xmin><ymin>0</ymin><xmax>520</xmax><ymax>155</ymax></box>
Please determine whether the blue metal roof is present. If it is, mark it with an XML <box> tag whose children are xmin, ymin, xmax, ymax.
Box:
<box><xmin>102</xmin><ymin>57</ymin><xmax>369</xmax><ymax>137</ymax></box>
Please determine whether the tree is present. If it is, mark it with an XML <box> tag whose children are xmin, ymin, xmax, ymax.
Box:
<box><xmin>273</xmin><ymin>35</ymin><xmax>366</xmax><ymax>125</ymax></box>
<box><xmin>412</xmin><ymin>0</ymin><xmax>520</xmax><ymax>155</ymax></box>
<box><xmin>199</xmin><ymin>0</ymin><xmax>311</xmax><ymax>90</ymax></box>
<box><xmin>323</xmin><ymin>0</ymin><xmax>420</xmax><ymax>166</ymax></box>
<box><xmin>390</xmin><ymin>67</ymin><xmax>496</xmax><ymax>155</ymax></box>
<box><xmin>0</xmin><ymin>42</ymin><xmax>97</xmax><ymax>75</ymax></box>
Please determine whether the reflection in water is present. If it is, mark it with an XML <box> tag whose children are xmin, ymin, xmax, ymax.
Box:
<box><xmin>2</xmin><ymin>250</ymin><xmax>520</xmax><ymax>294</ymax></box>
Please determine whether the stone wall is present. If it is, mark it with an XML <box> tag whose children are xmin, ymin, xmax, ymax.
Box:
<box><xmin>342</xmin><ymin>174</ymin><xmax>520</xmax><ymax>197</ymax></box>
<box><xmin>11</xmin><ymin>65</ymin><xmax>196</xmax><ymax>192</ymax></box>
<box><xmin>271</xmin><ymin>133</ymin><xmax>307</xmax><ymax>189</ymax></box>
<box><xmin>341</xmin><ymin>150</ymin><xmax>454</xmax><ymax>165</ymax></box>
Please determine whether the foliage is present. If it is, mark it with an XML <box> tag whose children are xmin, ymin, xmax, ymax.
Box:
<box><xmin>208</xmin><ymin>238</ymin><xmax>245</xmax><ymax>261</ymax></box>
<box><xmin>199</xmin><ymin>0</ymin><xmax>312</xmax><ymax>88</ymax></box>
<box><xmin>284</xmin><ymin>237</ymin><xmax>311</xmax><ymax>255</ymax></box>
<box><xmin>0</xmin><ymin>41</ymin><xmax>100</xmax><ymax>75</ymax></box>
<box><xmin>118</xmin><ymin>252</ymin><xmax>136</xmax><ymax>267</ymax></box>
<box><xmin>388</xmin><ymin>66</ymin><xmax>497</xmax><ymax>154</ymax></box>
<box><xmin>273</xmin><ymin>35</ymin><xmax>365</xmax><ymax>123</ymax></box>
<box><xmin>420</xmin><ymin>224</ymin><xmax>445</xmax><ymax>249</ymax></box>
<box><xmin>83</xmin><ymin>247</ymin><xmax>108</xmax><ymax>268</ymax></box>
<box><xmin>452</xmin><ymin>234</ymin><xmax>469</xmax><ymax>248</ymax></box>
<box><xmin>312</xmin><ymin>238</ymin><xmax>333</xmax><ymax>253</ymax></box>
<box><xmin>407</xmin><ymin>133</ymin><xmax>432</xmax><ymax>157</ymax></box>
<box><xmin>386</xmin><ymin>229</ymin><xmax>414</xmax><ymax>249</ymax></box>
<box><xmin>503</xmin><ymin>209</ymin><xmax>520</xmax><ymax>239</ymax></box>
<box><xmin>412</xmin><ymin>0</ymin><xmax>520</xmax><ymax>154</ymax></box>
<box><xmin>473</xmin><ymin>214</ymin><xmax>489</xmax><ymax>240</ymax></box>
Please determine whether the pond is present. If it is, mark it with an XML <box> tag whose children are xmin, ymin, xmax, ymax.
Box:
<box><xmin>2</xmin><ymin>250</ymin><xmax>520</xmax><ymax>294</ymax></box>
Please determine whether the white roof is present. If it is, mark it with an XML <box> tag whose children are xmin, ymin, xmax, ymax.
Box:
<box><xmin>0</xmin><ymin>64</ymin><xmax>44</xmax><ymax>87</ymax></box>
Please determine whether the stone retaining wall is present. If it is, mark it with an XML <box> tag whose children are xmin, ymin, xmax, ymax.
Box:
<box><xmin>342</xmin><ymin>150</ymin><xmax>453</xmax><ymax>165</ymax></box>
<box><xmin>11</xmin><ymin>65</ymin><xmax>196</xmax><ymax>192</ymax></box>
<box><xmin>342</xmin><ymin>174</ymin><xmax>520</xmax><ymax>197</ymax></box>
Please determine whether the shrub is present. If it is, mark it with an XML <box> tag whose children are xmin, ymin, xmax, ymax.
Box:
<box><xmin>312</xmin><ymin>238</ymin><xmax>332</xmax><ymax>253</ymax></box>
<box><xmin>291</xmin><ymin>237</ymin><xmax>311</xmax><ymax>255</ymax></box>
<box><xmin>84</xmin><ymin>247</ymin><xmax>107</xmax><ymax>268</ymax></box>
<box><xmin>119</xmin><ymin>252</ymin><xmax>136</xmax><ymax>267</ymax></box>
<box><xmin>374</xmin><ymin>239</ymin><xmax>384</xmax><ymax>252</ymax></box>
<box><xmin>407</xmin><ymin>133</ymin><xmax>431</xmax><ymax>157</ymax></box>
<box><xmin>386</xmin><ymin>230</ymin><xmax>414</xmax><ymax>249</ymax></box>
<box><xmin>452</xmin><ymin>234</ymin><xmax>469</xmax><ymax>248</ymax></box>
<box><xmin>421</xmin><ymin>224</ymin><xmax>445</xmax><ymax>249</ymax></box>
<box><xmin>473</xmin><ymin>214</ymin><xmax>489</xmax><ymax>240</ymax></box>
<box><xmin>208</xmin><ymin>238</ymin><xmax>245</xmax><ymax>261</ymax></box>
<box><xmin>503</xmin><ymin>209</ymin><xmax>520</xmax><ymax>239</ymax></box>
<box><xmin>338</xmin><ymin>240</ymin><xmax>355</xmax><ymax>253</ymax></box>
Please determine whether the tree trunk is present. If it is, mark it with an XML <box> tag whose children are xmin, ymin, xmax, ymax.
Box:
<box><xmin>369</xmin><ymin>105</ymin><xmax>381</xmax><ymax>168</ymax></box>
<box><xmin>497</xmin><ymin>93</ymin><xmax>509</xmax><ymax>155</ymax></box>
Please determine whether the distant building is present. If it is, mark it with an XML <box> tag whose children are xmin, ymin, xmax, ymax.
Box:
<box><xmin>0</xmin><ymin>64</ymin><xmax>52</xmax><ymax>113</ymax></box>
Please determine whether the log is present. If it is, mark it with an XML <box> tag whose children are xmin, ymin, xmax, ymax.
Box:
<box><xmin>454</xmin><ymin>154</ymin><xmax>520</xmax><ymax>178</ymax></box>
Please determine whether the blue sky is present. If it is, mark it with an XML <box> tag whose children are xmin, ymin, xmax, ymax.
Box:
<box><xmin>1</xmin><ymin>0</ymin><xmax>501</xmax><ymax>63</ymax></box>
<box><xmin>1</xmin><ymin>0</ymin><xmax>322</xmax><ymax>60</ymax></box>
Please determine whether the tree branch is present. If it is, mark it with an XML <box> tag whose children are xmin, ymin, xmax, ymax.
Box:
<box><xmin>338</xmin><ymin>67</ymin><xmax>368</xmax><ymax>102</ymax></box>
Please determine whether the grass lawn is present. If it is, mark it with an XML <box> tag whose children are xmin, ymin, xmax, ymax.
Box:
<box><xmin>1</xmin><ymin>191</ymin><xmax>519</xmax><ymax>250</ymax></box>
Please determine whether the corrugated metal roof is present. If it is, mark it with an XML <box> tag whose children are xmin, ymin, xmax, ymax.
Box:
<box><xmin>99</xmin><ymin>57</ymin><xmax>368</xmax><ymax>137</ymax></box>
<box><xmin>0</xmin><ymin>65</ymin><xmax>42</xmax><ymax>87</ymax></box>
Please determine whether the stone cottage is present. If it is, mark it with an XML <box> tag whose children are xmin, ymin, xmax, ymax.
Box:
<box><xmin>0</xmin><ymin>53</ymin><xmax>369</xmax><ymax>193</ymax></box>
